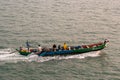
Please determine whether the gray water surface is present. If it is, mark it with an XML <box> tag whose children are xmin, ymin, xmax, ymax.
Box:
<box><xmin>0</xmin><ymin>0</ymin><xmax>120</xmax><ymax>80</ymax></box>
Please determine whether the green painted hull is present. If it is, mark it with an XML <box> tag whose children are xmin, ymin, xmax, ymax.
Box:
<box><xmin>19</xmin><ymin>52</ymin><xmax>31</xmax><ymax>56</ymax></box>
<box><xmin>73</xmin><ymin>43</ymin><xmax>105</xmax><ymax>53</ymax></box>
<box><xmin>17</xmin><ymin>40</ymin><xmax>108</xmax><ymax>56</ymax></box>
<box><xmin>16</xmin><ymin>49</ymin><xmax>31</xmax><ymax>56</ymax></box>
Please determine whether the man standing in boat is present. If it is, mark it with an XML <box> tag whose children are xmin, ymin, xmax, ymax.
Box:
<box><xmin>26</xmin><ymin>40</ymin><xmax>30</xmax><ymax>52</ymax></box>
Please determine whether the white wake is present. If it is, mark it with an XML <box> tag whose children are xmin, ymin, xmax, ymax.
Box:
<box><xmin>0</xmin><ymin>48</ymin><xmax>101</xmax><ymax>63</ymax></box>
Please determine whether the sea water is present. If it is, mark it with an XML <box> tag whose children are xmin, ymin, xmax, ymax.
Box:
<box><xmin>0</xmin><ymin>0</ymin><xmax>120</xmax><ymax>80</ymax></box>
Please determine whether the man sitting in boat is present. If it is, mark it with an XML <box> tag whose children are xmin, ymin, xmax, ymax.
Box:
<box><xmin>63</xmin><ymin>43</ymin><xmax>67</xmax><ymax>50</ymax></box>
<box><xmin>19</xmin><ymin>47</ymin><xmax>23</xmax><ymax>51</ymax></box>
<box><xmin>58</xmin><ymin>45</ymin><xmax>61</xmax><ymax>51</ymax></box>
<box><xmin>20</xmin><ymin>47</ymin><xmax>28</xmax><ymax>52</ymax></box>
<box><xmin>53</xmin><ymin>44</ymin><xmax>57</xmax><ymax>51</ymax></box>
<box><xmin>38</xmin><ymin>45</ymin><xmax>42</xmax><ymax>52</ymax></box>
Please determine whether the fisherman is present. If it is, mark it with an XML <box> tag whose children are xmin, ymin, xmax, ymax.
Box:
<box><xmin>19</xmin><ymin>47</ymin><xmax>27</xmax><ymax>52</ymax></box>
<box><xmin>26</xmin><ymin>40</ymin><xmax>30</xmax><ymax>52</ymax></box>
<box><xmin>63</xmin><ymin>43</ymin><xmax>67</xmax><ymax>50</ymax></box>
<box><xmin>58</xmin><ymin>45</ymin><xmax>61</xmax><ymax>51</ymax></box>
<box><xmin>38</xmin><ymin>45</ymin><xmax>42</xmax><ymax>52</ymax></box>
<box><xmin>53</xmin><ymin>44</ymin><xmax>57</xmax><ymax>51</ymax></box>
<box><xmin>19</xmin><ymin>46</ymin><xmax>23</xmax><ymax>51</ymax></box>
<box><xmin>21</xmin><ymin>48</ymin><xmax>27</xmax><ymax>52</ymax></box>
<box><xmin>68</xmin><ymin>46</ymin><xmax>71</xmax><ymax>50</ymax></box>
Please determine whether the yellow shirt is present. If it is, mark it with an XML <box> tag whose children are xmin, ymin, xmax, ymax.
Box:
<box><xmin>63</xmin><ymin>43</ymin><xmax>67</xmax><ymax>50</ymax></box>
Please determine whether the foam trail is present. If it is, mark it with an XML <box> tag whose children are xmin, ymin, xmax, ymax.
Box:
<box><xmin>0</xmin><ymin>48</ymin><xmax>28</xmax><ymax>62</ymax></box>
<box><xmin>0</xmin><ymin>48</ymin><xmax>101</xmax><ymax>63</ymax></box>
<box><xmin>0</xmin><ymin>48</ymin><xmax>12</xmax><ymax>54</ymax></box>
<box><xmin>36</xmin><ymin>51</ymin><xmax>101</xmax><ymax>62</ymax></box>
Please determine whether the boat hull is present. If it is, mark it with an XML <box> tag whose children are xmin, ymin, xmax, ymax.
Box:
<box><xmin>38</xmin><ymin>43</ymin><xmax>106</xmax><ymax>56</ymax></box>
<box><xmin>16</xmin><ymin>49</ymin><xmax>31</xmax><ymax>56</ymax></box>
<box><xmin>17</xmin><ymin>40</ymin><xmax>108</xmax><ymax>56</ymax></box>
